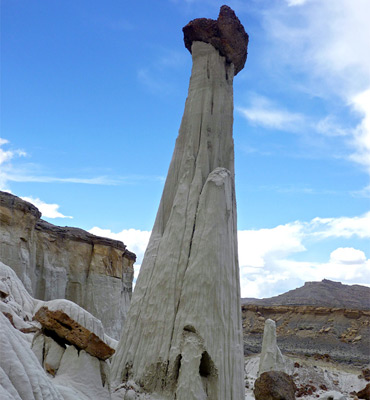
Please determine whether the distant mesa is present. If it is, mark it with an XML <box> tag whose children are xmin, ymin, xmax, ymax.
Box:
<box><xmin>242</xmin><ymin>279</ymin><xmax>370</xmax><ymax>310</ymax></box>
<box><xmin>183</xmin><ymin>5</ymin><xmax>249</xmax><ymax>75</ymax></box>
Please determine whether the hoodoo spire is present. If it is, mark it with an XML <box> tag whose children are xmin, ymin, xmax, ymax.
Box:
<box><xmin>111</xmin><ymin>6</ymin><xmax>248</xmax><ymax>399</ymax></box>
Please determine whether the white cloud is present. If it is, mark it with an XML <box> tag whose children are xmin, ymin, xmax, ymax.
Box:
<box><xmin>349</xmin><ymin>89</ymin><xmax>370</xmax><ymax>175</ymax></box>
<box><xmin>330</xmin><ymin>247</ymin><xmax>366</xmax><ymax>265</ymax></box>
<box><xmin>286</xmin><ymin>0</ymin><xmax>308</xmax><ymax>6</ymax></box>
<box><xmin>266</xmin><ymin>0</ymin><xmax>370</xmax><ymax>96</ymax></box>
<box><xmin>263</xmin><ymin>1</ymin><xmax>370</xmax><ymax>182</ymax></box>
<box><xmin>0</xmin><ymin>138</ymin><xmax>27</xmax><ymax>190</ymax></box>
<box><xmin>238</xmin><ymin>222</ymin><xmax>305</xmax><ymax>268</ymax></box>
<box><xmin>237</xmin><ymin>96</ymin><xmax>304</xmax><ymax>131</ymax></box>
<box><xmin>315</xmin><ymin>116</ymin><xmax>350</xmax><ymax>138</ymax></box>
<box><xmin>310</xmin><ymin>211</ymin><xmax>370</xmax><ymax>239</ymax></box>
<box><xmin>21</xmin><ymin>196</ymin><xmax>73</xmax><ymax>219</ymax></box>
<box><xmin>238</xmin><ymin>212</ymin><xmax>370</xmax><ymax>298</ymax></box>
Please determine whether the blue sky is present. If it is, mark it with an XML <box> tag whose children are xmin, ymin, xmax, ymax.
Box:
<box><xmin>1</xmin><ymin>0</ymin><xmax>369</xmax><ymax>298</ymax></box>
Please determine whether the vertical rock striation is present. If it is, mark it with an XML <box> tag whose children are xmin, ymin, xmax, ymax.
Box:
<box><xmin>0</xmin><ymin>190</ymin><xmax>136</xmax><ymax>339</ymax></box>
<box><xmin>111</xmin><ymin>6</ymin><xmax>248</xmax><ymax>399</ymax></box>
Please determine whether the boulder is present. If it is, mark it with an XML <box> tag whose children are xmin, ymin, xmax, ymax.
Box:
<box><xmin>183</xmin><ymin>5</ymin><xmax>248</xmax><ymax>75</ymax></box>
<box><xmin>34</xmin><ymin>300</ymin><xmax>115</xmax><ymax>360</ymax></box>
<box><xmin>357</xmin><ymin>383</ymin><xmax>370</xmax><ymax>400</ymax></box>
<box><xmin>254</xmin><ymin>371</ymin><xmax>296</xmax><ymax>400</ymax></box>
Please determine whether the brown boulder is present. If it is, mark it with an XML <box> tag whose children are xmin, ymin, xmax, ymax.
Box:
<box><xmin>254</xmin><ymin>371</ymin><xmax>296</xmax><ymax>400</ymax></box>
<box><xmin>357</xmin><ymin>383</ymin><xmax>370</xmax><ymax>400</ymax></box>
<box><xmin>34</xmin><ymin>306</ymin><xmax>114</xmax><ymax>360</ymax></box>
<box><xmin>362</xmin><ymin>368</ymin><xmax>370</xmax><ymax>381</ymax></box>
<box><xmin>183</xmin><ymin>5</ymin><xmax>249</xmax><ymax>75</ymax></box>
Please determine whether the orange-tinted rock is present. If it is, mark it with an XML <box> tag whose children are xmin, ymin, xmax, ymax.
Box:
<box><xmin>183</xmin><ymin>5</ymin><xmax>248</xmax><ymax>75</ymax></box>
<box><xmin>34</xmin><ymin>306</ymin><xmax>114</xmax><ymax>360</ymax></box>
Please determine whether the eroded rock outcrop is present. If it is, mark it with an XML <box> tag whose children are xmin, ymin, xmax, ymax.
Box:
<box><xmin>34</xmin><ymin>300</ymin><xmax>115</xmax><ymax>360</ymax></box>
<box><xmin>0</xmin><ymin>190</ymin><xmax>136</xmax><ymax>338</ymax></box>
<box><xmin>0</xmin><ymin>313</ymin><xmax>63</xmax><ymax>400</ymax></box>
<box><xmin>111</xmin><ymin>6</ymin><xmax>248</xmax><ymax>400</ymax></box>
<box><xmin>0</xmin><ymin>260</ymin><xmax>113</xmax><ymax>399</ymax></box>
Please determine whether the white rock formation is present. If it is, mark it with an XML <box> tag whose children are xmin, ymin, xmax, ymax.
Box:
<box><xmin>0</xmin><ymin>260</ymin><xmax>115</xmax><ymax>399</ymax></box>
<box><xmin>0</xmin><ymin>313</ymin><xmax>63</xmax><ymax>400</ymax></box>
<box><xmin>258</xmin><ymin>319</ymin><xmax>286</xmax><ymax>376</ymax></box>
<box><xmin>0</xmin><ymin>191</ymin><xmax>135</xmax><ymax>339</ymax></box>
<box><xmin>53</xmin><ymin>346</ymin><xmax>111</xmax><ymax>400</ymax></box>
<box><xmin>111</xmin><ymin>40</ymin><xmax>245</xmax><ymax>399</ymax></box>
<box><xmin>0</xmin><ymin>261</ymin><xmax>41</xmax><ymax>339</ymax></box>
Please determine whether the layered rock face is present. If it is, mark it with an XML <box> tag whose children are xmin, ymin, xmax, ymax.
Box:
<box><xmin>111</xmin><ymin>6</ymin><xmax>248</xmax><ymax>400</ymax></box>
<box><xmin>0</xmin><ymin>190</ymin><xmax>135</xmax><ymax>339</ymax></box>
<box><xmin>242</xmin><ymin>304</ymin><xmax>370</xmax><ymax>365</ymax></box>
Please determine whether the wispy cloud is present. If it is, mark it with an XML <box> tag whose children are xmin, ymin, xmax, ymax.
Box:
<box><xmin>0</xmin><ymin>138</ymin><xmax>27</xmax><ymax>190</ymax></box>
<box><xmin>4</xmin><ymin>172</ymin><xmax>123</xmax><ymax>185</ymax></box>
<box><xmin>349</xmin><ymin>89</ymin><xmax>370</xmax><ymax>175</ymax></box>
<box><xmin>21</xmin><ymin>196</ymin><xmax>72</xmax><ymax>219</ymax></box>
<box><xmin>237</xmin><ymin>95</ymin><xmax>305</xmax><ymax>131</ymax></box>
<box><xmin>0</xmin><ymin>138</ymin><xmax>164</xmax><ymax>190</ymax></box>
<box><xmin>261</xmin><ymin>0</ymin><xmax>370</xmax><ymax>186</ymax></box>
<box><xmin>137</xmin><ymin>48</ymin><xmax>188</xmax><ymax>94</ymax></box>
<box><xmin>285</xmin><ymin>0</ymin><xmax>308</xmax><ymax>6</ymax></box>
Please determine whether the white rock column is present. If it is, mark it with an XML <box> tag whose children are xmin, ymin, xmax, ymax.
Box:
<box><xmin>111</xmin><ymin>41</ymin><xmax>244</xmax><ymax>400</ymax></box>
<box><xmin>258</xmin><ymin>319</ymin><xmax>286</xmax><ymax>376</ymax></box>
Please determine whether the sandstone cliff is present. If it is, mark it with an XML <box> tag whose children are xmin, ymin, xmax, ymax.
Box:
<box><xmin>0</xmin><ymin>190</ymin><xmax>135</xmax><ymax>339</ymax></box>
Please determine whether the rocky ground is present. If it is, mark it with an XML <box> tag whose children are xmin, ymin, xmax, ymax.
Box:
<box><xmin>242</xmin><ymin>304</ymin><xmax>370</xmax><ymax>365</ymax></box>
<box><xmin>244</xmin><ymin>353</ymin><xmax>370</xmax><ymax>399</ymax></box>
